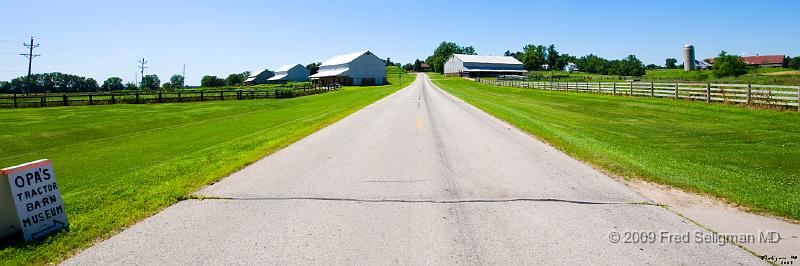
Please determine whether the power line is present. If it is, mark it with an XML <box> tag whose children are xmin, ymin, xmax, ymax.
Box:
<box><xmin>20</xmin><ymin>37</ymin><xmax>40</xmax><ymax>93</ymax></box>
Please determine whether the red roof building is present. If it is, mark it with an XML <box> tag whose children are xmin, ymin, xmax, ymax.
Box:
<box><xmin>707</xmin><ymin>55</ymin><xmax>786</xmax><ymax>67</ymax></box>
<box><xmin>741</xmin><ymin>55</ymin><xmax>785</xmax><ymax>66</ymax></box>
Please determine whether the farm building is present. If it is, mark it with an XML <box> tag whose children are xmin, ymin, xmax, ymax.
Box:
<box><xmin>267</xmin><ymin>64</ymin><xmax>310</xmax><ymax>83</ymax></box>
<box><xmin>695</xmin><ymin>60</ymin><xmax>712</xmax><ymax>70</ymax></box>
<box><xmin>706</xmin><ymin>55</ymin><xmax>786</xmax><ymax>68</ymax></box>
<box><xmin>243</xmin><ymin>69</ymin><xmax>275</xmax><ymax>85</ymax></box>
<box><xmin>419</xmin><ymin>63</ymin><xmax>431</xmax><ymax>72</ymax></box>
<box><xmin>309</xmin><ymin>50</ymin><xmax>387</xmax><ymax>86</ymax></box>
<box><xmin>444</xmin><ymin>54</ymin><xmax>525</xmax><ymax>77</ymax></box>
<box><xmin>741</xmin><ymin>55</ymin><xmax>786</xmax><ymax>68</ymax></box>
<box><xmin>563</xmin><ymin>62</ymin><xmax>578</xmax><ymax>73</ymax></box>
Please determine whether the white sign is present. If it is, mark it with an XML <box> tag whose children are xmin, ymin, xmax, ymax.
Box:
<box><xmin>0</xmin><ymin>159</ymin><xmax>68</xmax><ymax>241</ymax></box>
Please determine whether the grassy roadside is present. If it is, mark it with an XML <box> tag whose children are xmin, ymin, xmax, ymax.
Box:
<box><xmin>0</xmin><ymin>73</ymin><xmax>415</xmax><ymax>265</ymax></box>
<box><xmin>429</xmin><ymin>73</ymin><xmax>800</xmax><ymax>220</ymax></box>
<box><xmin>522</xmin><ymin>68</ymin><xmax>800</xmax><ymax>85</ymax></box>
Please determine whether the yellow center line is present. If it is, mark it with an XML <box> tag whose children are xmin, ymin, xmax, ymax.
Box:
<box><xmin>415</xmin><ymin>117</ymin><xmax>422</xmax><ymax>129</ymax></box>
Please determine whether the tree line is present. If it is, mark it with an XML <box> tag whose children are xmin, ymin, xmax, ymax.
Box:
<box><xmin>425</xmin><ymin>41</ymin><xmax>800</xmax><ymax>78</ymax></box>
<box><xmin>200</xmin><ymin>71</ymin><xmax>250</xmax><ymax>87</ymax></box>
<box><xmin>0</xmin><ymin>72</ymin><xmax>189</xmax><ymax>94</ymax></box>
<box><xmin>423</xmin><ymin>41</ymin><xmax>646</xmax><ymax>76</ymax></box>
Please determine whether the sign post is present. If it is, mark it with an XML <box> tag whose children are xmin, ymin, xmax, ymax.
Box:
<box><xmin>0</xmin><ymin>159</ymin><xmax>68</xmax><ymax>241</ymax></box>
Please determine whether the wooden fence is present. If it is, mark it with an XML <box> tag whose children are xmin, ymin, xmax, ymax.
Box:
<box><xmin>479</xmin><ymin>78</ymin><xmax>800</xmax><ymax>111</ymax></box>
<box><xmin>0</xmin><ymin>85</ymin><xmax>340</xmax><ymax>109</ymax></box>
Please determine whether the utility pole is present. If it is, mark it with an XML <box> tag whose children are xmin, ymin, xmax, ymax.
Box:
<box><xmin>20</xmin><ymin>37</ymin><xmax>40</xmax><ymax>94</ymax></box>
<box><xmin>138</xmin><ymin>58</ymin><xmax>148</xmax><ymax>87</ymax></box>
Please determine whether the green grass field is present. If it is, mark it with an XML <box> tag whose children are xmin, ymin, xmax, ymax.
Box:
<box><xmin>429</xmin><ymin>74</ymin><xmax>800</xmax><ymax>221</ymax></box>
<box><xmin>0</xmin><ymin>73</ymin><xmax>415</xmax><ymax>265</ymax></box>
<box><xmin>524</xmin><ymin>68</ymin><xmax>800</xmax><ymax>85</ymax></box>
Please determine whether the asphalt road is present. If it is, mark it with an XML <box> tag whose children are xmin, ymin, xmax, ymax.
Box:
<box><xmin>64</xmin><ymin>74</ymin><xmax>762</xmax><ymax>265</ymax></box>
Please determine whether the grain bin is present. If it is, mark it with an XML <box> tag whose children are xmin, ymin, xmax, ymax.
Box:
<box><xmin>683</xmin><ymin>44</ymin><xmax>696</xmax><ymax>71</ymax></box>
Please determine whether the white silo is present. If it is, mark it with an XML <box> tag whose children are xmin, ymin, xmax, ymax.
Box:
<box><xmin>683</xmin><ymin>44</ymin><xmax>696</xmax><ymax>71</ymax></box>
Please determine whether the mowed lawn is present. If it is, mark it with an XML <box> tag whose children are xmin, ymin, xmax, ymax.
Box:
<box><xmin>430</xmin><ymin>74</ymin><xmax>800</xmax><ymax>220</ymax></box>
<box><xmin>0</xmin><ymin>73</ymin><xmax>415</xmax><ymax>265</ymax></box>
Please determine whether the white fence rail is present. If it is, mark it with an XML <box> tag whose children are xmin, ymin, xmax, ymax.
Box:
<box><xmin>478</xmin><ymin>78</ymin><xmax>800</xmax><ymax>111</ymax></box>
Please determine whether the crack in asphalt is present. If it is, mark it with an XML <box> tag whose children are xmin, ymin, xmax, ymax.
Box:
<box><xmin>189</xmin><ymin>196</ymin><xmax>657</xmax><ymax>206</ymax></box>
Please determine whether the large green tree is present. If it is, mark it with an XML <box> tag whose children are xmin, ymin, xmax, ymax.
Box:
<box><xmin>665</xmin><ymin>58</ymin><xmax>678</xmax><ymax>69</ymax></box>
<box><xmin>306</xmin><ymin>62</ymin><xmax>321</xmax><ymax>75</ymax></box>
<box><xmin>546</xmin><ymin>45</ymin><xmax>559</xmax><ymax>70</ymax></box>
<box><xmin>712</xmin><ymin>51</ymin><xmax>748</xmax><ymax>78</ymax></box>
<box><xmin>170</xmin><ymin>74</ymin><xmax>185</xmax><ymax>88</ymax></box>
<box><xmin>425</xmin><ymin>41</ymin><xmax>477</xmax><ymax>73</ymax></box>
<box><xmin>141</xmin><ymin>74</ymin><xmax>160</xmax><ymax>90</ymax></box>
<box><xmin>519</xmin><ymin>44</ymin><xmax>547</xmax><ymax>71</ymax></box>
<box><xmin>101</xmin><ymin>77</ymin><xmax>125</xmax><ymax>91</ymax></box>
<box><xmin>787</xmin><ymin>56</ymin><xmax>800</xmax><ymax>70</ymax></box>
<box><xmin>201</xmin><ymin>75</ymin><xmax>225</xmax><ymax>87</ymax></box>
<box><xmin>225</xmin><ymin>72</ymin><xmax>250</xmax><ymax>86</ymax></box>
<box><xmin>124</xmin><ymin>82</ymin><xmax>138</xmax><ymax>90</ymax></box>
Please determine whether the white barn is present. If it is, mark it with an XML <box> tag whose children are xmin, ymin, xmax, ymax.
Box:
<box><xmin>563</xmin><ymin>62</ymin><xmax>578</xmax><ymax>73</ymax></box>
<box><xmin>310</xmin><ymin>50</ymin><xmax>387</xmax><ymax>86</ymax></box>
<box><xmin>444</xmin><ymin>54</ymin><xmax>525</xmax><ymax>77</ymax></box>
<box><xmin>267</xmin><ymin>64</ymin><xmax>310</xmax><ymax>83</ymax></box>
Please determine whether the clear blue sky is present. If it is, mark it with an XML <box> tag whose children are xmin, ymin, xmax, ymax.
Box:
<box><xmin>0</xmin><ymin>0</ymin><xmax>797</xmax><ymax>85</ymax></box>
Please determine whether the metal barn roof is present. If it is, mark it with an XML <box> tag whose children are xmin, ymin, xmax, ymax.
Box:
<box><xmin>309</xmin><ymin>68</ymin><xmax>349</xmax><ymax>78</ymax></box>
<box><xmin>249</xmin><ymin>68</ymin><xmax>271</xmax><ymax>77</ymax></box>
<box><xmin>453</xmin><ymin>54</ymin><xmax>523</xmax><ymax>65</ymax></box>
<box><xmin>320</xmin><ymin>51</ymin><xmax>372</xmax><ymax>67</ymax></box>
<box><xmin>267</xmin><ymin>74</ymin><xmax>289</xmax><ymax>81</ymax></box>
<box><xmin>462</xmin><ymin>68</ymin><xmax>525</xmax><ymax>73</ymax></box>
<box><xmin>276</xmin><ymin>64</ymin><xmax>301</xmax><ymax>72</ymax></box>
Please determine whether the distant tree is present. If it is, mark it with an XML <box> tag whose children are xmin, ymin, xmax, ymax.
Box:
<box><xmin>413</xmin><ymin>59</ymin><xmax>423</xmax><ymax>72</ymax></box>
<box><xmin>141</xmin><ymin>75</ymin><xmax>160</xmax><ymax>90</ymax></box>
<box><xmin>170</xmin><ymin>74</ymin><xmax>185</xmax><ymax>89</ymax></box>
<box><xmin>124</xmin><ymin>82</ymin><xmax>138</xmax><ymax>90</ymax></box>
<box><xmin>665</xmin><ymin>58</ymin><xmax>678</xmax><ymax>69</ymax></box>
<box><xmin>425</xmin><ymin>41</ymin><xmax>477</xmax><ymax>73</ymax></box>
<box><xmin>201</xmin><ymin>75</ymin><xmax>216</xmax><ymax>87</ymax></box>
<box><xmin>575</xmin><ymin>54</ymin><xmax>645</xmax><ymax>76</ymax></box>
<box><xmin>0</xmin><ymin>81</ymin><xmax>9</xmax><ymax>94</ymax></box>
<box><xmin>787</xmin><ymin>56</ymin><xmax>800</xmax><ymax>70</ymax></box>
<box><xmin>306</xmin><ymin>62</ymin><xmax>321</xmax><ymax>75</ymax></box>
<box><xmin>402</xmin><ymin>63</ymin><xmax>413</xmax><ymax>72</ymax></box>
<box><xmin>225</xmin><ymin>72</ymin><xmax>248</xmax><ymax>86</ymax></box>
<box><xmin>86</xmin><ymin>78</ymin><xmax>99</xmax><ymax>90</ymax></box>
<box><xmin>200</xmin><ymin>75</ymin><xmax>226</xmax><ymax>87</ymax></box>
<box><xmin>546</xmin><ymin>45</ymin><xmax>559</xmax><ymax>70</ymax></box>
<box><xmin>645</xmin><ymin>64</ymin><xmax>659</xmax><ymax>70</ymax></box>
<box><xmin>462</xmin><ymin>46</ymin><xmax>476</xmax><ymax>55</ymax></box>
<box><xmin>618</xmin><ymin>55</ymin><xmax>646</xmax><ymax>76</ymax></box>
<box><xmin>161</xmin><ymin>82</ymin><xmax>173</xmax><ymax>90</ymax></box>
<box><xmin>2</xmin><ymin>72</ymin><xmax>101</xmax><ymax>93</ymax></box>
<box><xmin>102</xmin><ymin>77</ymin><xmax>125</xmax><ymax>91</ymax></box>
<box><xmin>519</xmin><ymin>44</ymin><xmax>547</xmax><ymax>71</ymax></box>
<box><xmin>556</xmin><ymin>53</ymin><xmax>577</xmax><ymax>71</ymax></box>
<box><xmin>386</xmin><ymin>57</ymin><xmax>394</xmax><ymax>67</ymax></box>
<box><xmin>712</xmin><ymin>51</ymin><xmax>748</xmax><ymax>77</ymax></box>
